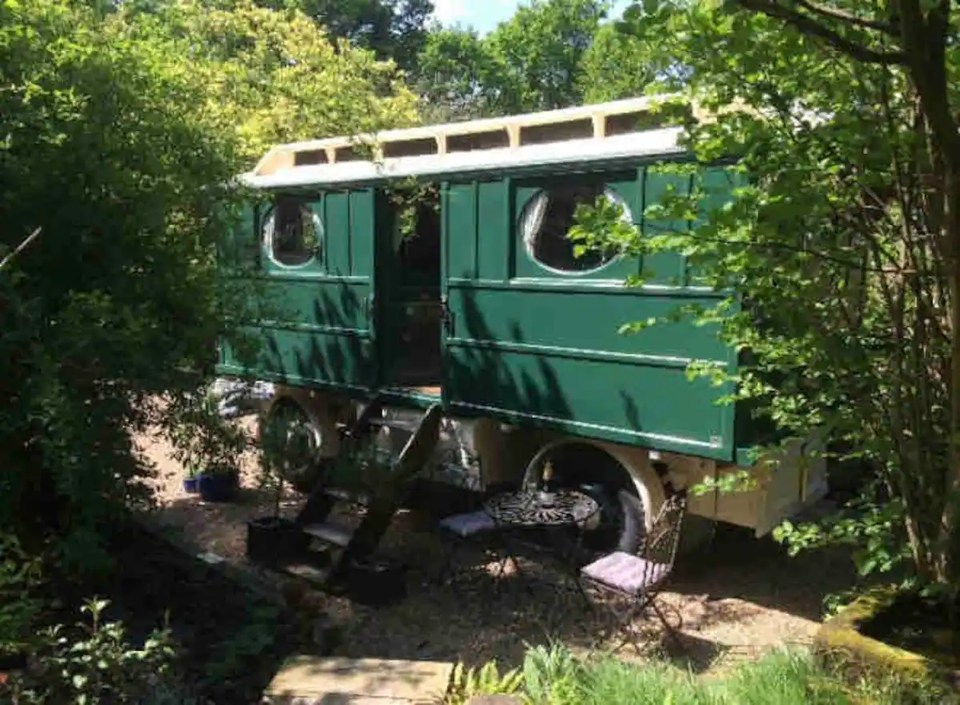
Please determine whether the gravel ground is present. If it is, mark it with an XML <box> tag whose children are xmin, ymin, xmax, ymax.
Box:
<box><xmin>137</xmin><ymin>424</ymin><xmax>854</xmax><ymax>676</ymax></box>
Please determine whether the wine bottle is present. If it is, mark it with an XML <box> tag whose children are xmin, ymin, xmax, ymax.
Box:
<box><xmin>539</xmin><ymin>460</ymin><xmax>557</xmax><ymax>501</ymax></box>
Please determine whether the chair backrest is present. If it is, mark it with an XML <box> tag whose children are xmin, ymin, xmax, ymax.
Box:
<box><xmin>639</xmin><ymin>492</ymin><xmax>688</xmax><ymax>570</ymax></box>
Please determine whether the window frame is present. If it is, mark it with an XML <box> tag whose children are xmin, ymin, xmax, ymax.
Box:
<box><xmin>517</xmin><ymin>183</ymin><xmax>631</xmax><ymax>277</ymax></box>
<box><xmin>260</xmin><ymin>194</ymin><xmax>324</xmax><ymax>271</ymax></box>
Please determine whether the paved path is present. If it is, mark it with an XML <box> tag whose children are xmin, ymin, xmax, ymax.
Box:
<box><xmin>262</xmin><ymin>656</ymin><xmax>454</xmax><ymax>704</ymax></box>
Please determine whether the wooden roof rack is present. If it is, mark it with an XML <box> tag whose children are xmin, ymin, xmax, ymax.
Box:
<box><xmin>251</xmin><ymin>94</ymin><xmax>697</xmax><ymax>179</ymax></box>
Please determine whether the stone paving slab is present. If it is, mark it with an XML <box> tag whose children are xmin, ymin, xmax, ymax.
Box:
<box><xmin>262</xmin><ymin>655</ymin><xmax>454</xmax><ymax>705</ymax></box>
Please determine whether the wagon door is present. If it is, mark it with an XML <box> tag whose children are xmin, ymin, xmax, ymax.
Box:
<box><xmin>440</xmin><ymin>169</ymin><xmax>738</xmax><ymax>462</ymax></box>
<box><xmin>220</xmin><ymin>188</ymin><xmax>380</xmax><ymax>395</ymax></box>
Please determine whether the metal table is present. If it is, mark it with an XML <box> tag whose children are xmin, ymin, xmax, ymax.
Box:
<box><xmin>484</xmin><ymin>488</ymin><xmax>599</xmax><ymax>529</ymax></box>
<box><xmin>483</xmin><ymin>489</ymin><xmax>599</xmax><ymax>617</ymax></box>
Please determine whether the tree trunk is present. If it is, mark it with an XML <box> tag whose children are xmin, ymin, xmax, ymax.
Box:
<box><xmin>895</xmin><ymin>0</ymin><xmax>960</xmax><ymax>585</ymax></box>
<box><xmin>938</xmin><ymin>166</ymin><xmax>960</xmax><ymax>584</ymax></box>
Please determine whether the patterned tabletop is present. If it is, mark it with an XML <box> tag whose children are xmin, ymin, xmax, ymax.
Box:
<box><xmin>483</xmin><ymin>489</ymin><xmax>600</xmax><ymax>527</ymax></box>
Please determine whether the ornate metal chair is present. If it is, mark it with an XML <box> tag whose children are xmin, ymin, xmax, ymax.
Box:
<box><xmin>434</xmin><ymin>481</ymin><xmax>518</xmax><ymax>586</ymax></box>
<box><xmin>579</xmin><ymin>491</ymin><xmax>688</xmax><ymax>654</ymax></box>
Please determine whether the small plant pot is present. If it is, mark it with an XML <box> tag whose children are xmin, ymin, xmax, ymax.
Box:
<box><xmin>346</xmin><ymin>557</ymin><xmax>407</xmax><ymax>607</ymax></box>
<box><xmin>182</xmin><ymin>476</ymin><xmax>199</xmax><ymax>494</ymax></box>
<box><xmin>246</xmin><ymin>516</ymin><xmax>308</xmax><ymax>564</ymax></box>
<box><xmin>197</xmin><ymin>468</ymin><xmax>239</xmax><ymax>502</ymax></box>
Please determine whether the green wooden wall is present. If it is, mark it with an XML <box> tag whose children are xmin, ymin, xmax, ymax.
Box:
<box><xmin>441</xmin><ymin>165</ymin><xmax>739</xmax><ymax>460</ymax></box>
<box><xmin>218</xmin><ymin>189</ymin><xmax>378</xmax><ymax>393</ymax></box>
<box><xmin>218</xmin><ymin>161</ymin><xmax>744</xmax><ymax>462</ymax></box>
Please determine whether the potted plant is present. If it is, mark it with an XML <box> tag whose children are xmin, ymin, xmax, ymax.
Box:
<box><xmin>168</xmin><ymin>388</ymin><xmax>246</xmax><ymax>503</ymax></box>
<box><xmin>246</xmin><ymin>411</ymin><xmax>309</xmax><ymax>564</ymax></box>
<box><xmin>182</xmin><ymin>466</ymin><xmax>199</xmax><ymax>494</ymax></box>
<box><xmin>196</xmin><ymin>462</ymin><xmax>241</xmax><ymax>503</ymax></box>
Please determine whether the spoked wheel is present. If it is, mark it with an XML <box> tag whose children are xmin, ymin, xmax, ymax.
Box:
<box><xmin>259</xmin><ymin>400</ymin><xmax>325</xmax><ymax>493</ymax></box>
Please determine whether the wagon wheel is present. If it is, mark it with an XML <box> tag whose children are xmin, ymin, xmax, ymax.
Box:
<box><xmin>524</xmin><ymin>442</ymin><xmax>647</xmax><ymax>554</ymax></box>
<box><xmin>576</xmin><ymin>484</ymin><xmax>645</xmax><ymax>553</ymax></box>
<box><xmin>259</xmin><ymin>400</ymin><xmax>325</xmax><ymax>493</ymax></box>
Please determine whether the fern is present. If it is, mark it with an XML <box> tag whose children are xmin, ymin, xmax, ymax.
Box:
<box><xmin>521</xmin><ymin>644</ymin><xmax>581</xmax><ymax>705</ymax></box>
<box><xmin>445</xmin><ymin>660</ymin><xmax>523</xmax><ymax>705</ymax></box>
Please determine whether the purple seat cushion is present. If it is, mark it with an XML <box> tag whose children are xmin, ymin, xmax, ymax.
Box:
<box><xmin>581</xmin><ymin>551</ymin><xmax>670</xmax><ymax>593</ymax></box>
<box><xmin>439</xmin><ymin>510</ymin><xmax>497</xmax><ymax>538</ymax></box>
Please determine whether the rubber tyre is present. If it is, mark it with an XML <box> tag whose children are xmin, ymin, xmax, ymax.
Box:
<box><xmin>576</xmin><ymin>483</ymin><xmax>646</xmax><ymax>554</ymax></box>
<box><xmin>617</xmin><ymin>488</ymin><xmax>646</xmax><ymax>553</ymax></box>
<box><xmin>259</xmin><ymin>401</ymin><xmax>324</xmax><ymax>493</ymax></box>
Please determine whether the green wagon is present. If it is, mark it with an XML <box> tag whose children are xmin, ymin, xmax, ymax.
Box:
<box><xmin>218</xmin><ymin>96</ymin><xmax>825</xmax><ymax>552</ymax></box>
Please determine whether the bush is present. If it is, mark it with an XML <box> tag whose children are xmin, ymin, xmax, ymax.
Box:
<box><xmin>0</xmin><ymin>0</ymin><xmax>418</xmax><ymax>577</ymax></box>
<box><xmin>445</xmin><ymin>661</ymin><xmax>522</xmax><ymax>705</ymax></box>
<box><xmin>0</xmin><ymin>535</ymin><xmax>42</xmax><ymax>660</ymax></box>
<box><xmin>0</xmin><ymin>0</ymin><xmax>243</xmax><ymax>573</ymax></box>
<box><xmin>4</xmin><ymin>598</ymin><xmax>186</xmax><ymax>705</ymax></box>
<box><xmin>166</xmin><ymin>390</ymin><xmax>249</xmax><ymax>479</ymax></box>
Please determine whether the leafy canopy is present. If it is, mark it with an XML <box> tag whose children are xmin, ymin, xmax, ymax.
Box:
<box><xmin>258</xmin><ymin>0</ymin><xmax>434</xmax><ymax>73</ymax></box>
<box><xmin>415</xmin><ymin>0</ymin><xmax>637</xmax><ymax>119</ymax></box>
<box><xmin>581</xmin><ymin>0</ymin><xmax>960</xmax><ymax>588</ymax></box>
<box><xmin>118</xmin><ymin>0</ymin><xmax>419</xmax><ymax>162</ymax></box>
<box><xmin>0</xmin><ymin>0</ymin><xmax>415</xmax><ymax>572</ymax></box>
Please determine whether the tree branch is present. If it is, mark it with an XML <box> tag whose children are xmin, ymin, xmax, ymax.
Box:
<box><xmin>0</xmin><ymin>227</ymin><xmax>42</xmax><ymax>272</ymax></box>
<box><xmin>734</xmin><ymin>0</ymin><xmax>906</xmax><ymax>65</ymax></box>
<box><xmin>794</xmin><ymin>0</ymin><xmax>897</xmax><ymax>35</ymax></box>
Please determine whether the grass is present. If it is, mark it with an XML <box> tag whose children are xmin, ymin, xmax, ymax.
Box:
<box><xmin>446</xmin><ymin>644</ymin><xmax>955</xmax><ymax>705</ymax></box>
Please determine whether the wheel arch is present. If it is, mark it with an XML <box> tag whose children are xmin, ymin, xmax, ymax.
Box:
<box><xmin>520</xmin><ymin>437</ymin><xmax>667</xmax><ymax>532</ymax></box>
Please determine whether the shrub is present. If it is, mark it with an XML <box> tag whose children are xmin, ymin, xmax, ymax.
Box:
<box><xmin>166</xmin><ymin>390</ymin><xmax>249</xmax><ymax>479</ymax></box>
<box><xmin>4</xmin><ymin>598</ymin><xmax>183</xmax><ymax>705</ymax></box>
<box><xmin>0</xmin><ymin>535</ymin><xmax>42</xmax><ymax>660</ymax></box>
<box><xmin>521</xmin><ymin>644</ymin><xmax>582</xmax><ymax>705</ymax></box>
<box><xmin>0</xmin><ymin>0</ymin><xmax>418</xmax><ymax>576</ymax></box>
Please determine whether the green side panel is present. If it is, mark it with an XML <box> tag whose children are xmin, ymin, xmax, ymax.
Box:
<box><xmin>444</xmin><ymin>283</ymin><xmax>732</xmax><ymax>457</ymax></box>
<box><xmin>446</xmin><ymin>285</ymin><xmax>727</xmax><ymax>360</ymax></box>
<box><xmin>687</xmin><ymin>167</ymin><xmax>746</xmax><ymax>288</ymax></box>
<box><xmin>446</xmin><ymin>349</ymin><xmax>727</xmax><ymax>456</ymax></box>
<box><xmin>349</xmin><ymin>190</ymin><xmax>375</xmax><ymax>276</ymax></box>
<box><xmin>476</xmin><ymin>180</ymin><xmax>509</xmax><ymax>281</ymax></box>
<box><xmin>443</xmin><ymin>165</ymin><xmax>739</xmax><ymax>461</ymax></box>
<box><xmin>642</xmin><ymin>168</ymin><xmax>693</xmax><ymax>285</ymax></box>
<box><xmin>218</xmin><ymin>188</ymin><xmax>377</xmax><ymax>393</ymax></box>
<box><xmin>446</xmin><ymin>183</ymin><xmax>476</xmax><ymax>280</ymax></box>
<box><xmin>325</xmin><ymin>192</ymin><xmax>351</xmax><ymax>276</ymax></box>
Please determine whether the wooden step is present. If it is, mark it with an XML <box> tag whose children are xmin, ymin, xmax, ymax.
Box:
<box><xmin>263</xmin><ymin>656</ymin><xmax>454</xmax><ymax>705</ymax></box>
<box><xmin>279</xmin><ymin>561</ymin><xmax>329</xmax><ymax>585</ymax></box>
<box><xmin>302</xmin><ymin>521</ymin><xmax>354</xmax><ymax>548</ymax></box>
<box><xmin>323</xmin><ymin>487</ymin><xmax>371</xmax><ymax>505</ymax></box>
<box><xmin>367</xmin><ymin>416</ymin><xmax>421</xmax><ymax>433</ymax></box>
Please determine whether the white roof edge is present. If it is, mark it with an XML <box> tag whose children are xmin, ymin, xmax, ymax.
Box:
<box><xmin>242</xmin><ymin>127</ymin><xmax>686</xmax><ymax>190</ymax></box>
<box><xmin>266</xmin><ymin>94</ymin><xmax>685</xmax><ymax>154</ymax></box>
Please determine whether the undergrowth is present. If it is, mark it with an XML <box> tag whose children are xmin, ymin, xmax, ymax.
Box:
<box><xmin>446</xmin><ymin>644</ymin><xmax>954</xmax><ymax>705</ymax></box>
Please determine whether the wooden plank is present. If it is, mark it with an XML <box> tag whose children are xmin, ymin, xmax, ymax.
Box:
<box><xmin>263</xmin><ymin>656</ymin><xmax>454</xmax><ymax>704</ymax></box>
<box><xmin>253</xmin><ymin>95</ymin><xmax>690</xmax><ymax>176</ymax></box>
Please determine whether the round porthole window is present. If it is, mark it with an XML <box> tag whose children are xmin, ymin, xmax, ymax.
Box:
<box><xmin>262</xmin><ymin>197</ymin><xmax>322</xmax><ymax>268</ymax></box>
<box><xmin>519</xmin><ymin>184</ymin><xmax>629</xmax><ymax>273</ymax></box>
